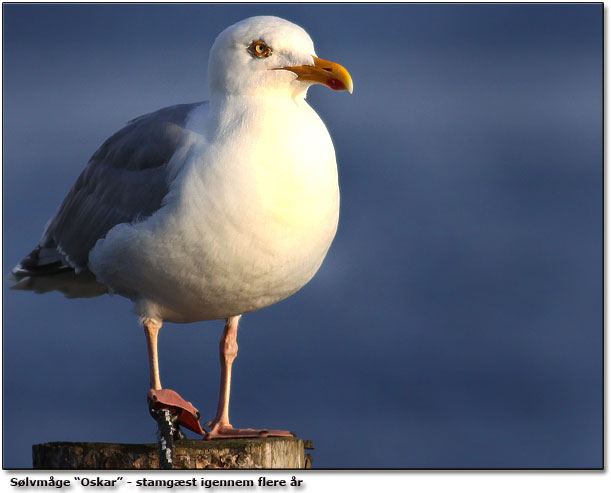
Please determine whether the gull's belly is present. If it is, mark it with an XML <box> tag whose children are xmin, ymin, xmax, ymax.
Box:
<box><xmin>152</xmin><ymin>188</ymin><xmax>339</xmax><ymax>322</ymax></box>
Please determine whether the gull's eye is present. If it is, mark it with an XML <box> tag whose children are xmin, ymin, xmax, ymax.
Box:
<box><xmin>249</xmin><ymin>41</ymin><xmax>272</xmax><ymax>58</ymax></box>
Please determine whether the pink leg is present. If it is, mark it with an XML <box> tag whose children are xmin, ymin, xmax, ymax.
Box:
<box><xmin>143</xmin><ymin>319</ymin><xmax>163</xmax><ymax>390</ymax></box>
<box><xmin>204</xmin><ymin>315</ymin><xmax>294</xmax><ymax>440</ymax></box>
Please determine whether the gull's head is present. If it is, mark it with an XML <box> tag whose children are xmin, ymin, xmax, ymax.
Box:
<box><xmin>208</xmin><ymin>16</ymin><xmax>353</xmax><ymax>98</ymax></box>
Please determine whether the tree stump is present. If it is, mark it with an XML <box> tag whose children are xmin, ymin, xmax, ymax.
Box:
<box><xmin>33</xmin><ymin>438</ymin><xmax>314</xmax><ymax>469</ymax></box>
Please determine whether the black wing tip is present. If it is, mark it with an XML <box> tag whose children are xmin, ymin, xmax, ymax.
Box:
<box><xmin>9</xmin><ymin>266</ymin><xmax>109</xmax><ymax>298</ymax></box>
<box><xmin>10</xmin><ymin>244</ymin><xmax>75</xmax><ymax>282</ymax></box>
<box><xmin>10</xmin><ymin>262</ymin><xmax>73</xmax><ymax>279</ymax></box>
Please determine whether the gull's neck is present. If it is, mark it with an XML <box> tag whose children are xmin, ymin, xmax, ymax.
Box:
<box><xmin>209</xmin><ymin>85</ymin><xmax>310</xmax><ymax>105</ymax></box>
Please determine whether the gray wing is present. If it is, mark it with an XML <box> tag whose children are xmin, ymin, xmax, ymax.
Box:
<box><xmin>13</xmin><ymin>101</ymin><xmax>206</xmax><ymax>284</ymax></box>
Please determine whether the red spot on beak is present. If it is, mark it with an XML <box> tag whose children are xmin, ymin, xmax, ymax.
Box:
<box><xmin>326</xmin><ymin>78</ymin><xmax>346</xmax><ymax>91</ymax></box>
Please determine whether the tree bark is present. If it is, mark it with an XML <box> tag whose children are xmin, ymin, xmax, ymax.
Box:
<box><xmin>33</xmin><ymin>438</ymin><xmax>313</xmax><ymax>469</ymax></box>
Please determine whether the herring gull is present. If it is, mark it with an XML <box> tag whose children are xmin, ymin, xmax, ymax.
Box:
<box><xmin>11</xmin><ymin>15</ymin><xmax>352</xmax><ymax>439</ymax></box>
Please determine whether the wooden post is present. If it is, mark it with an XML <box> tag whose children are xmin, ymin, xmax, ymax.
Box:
<box><xmin>33</xmin><ymin>438</ymin><xmax>314</xmax><ymax>469</ymax></box>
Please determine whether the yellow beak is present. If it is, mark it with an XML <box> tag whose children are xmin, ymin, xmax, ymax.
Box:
<box><xmin>276</xmin><ymin>56</ymin><xmax>353</xmax><ymax>94</ymax></box>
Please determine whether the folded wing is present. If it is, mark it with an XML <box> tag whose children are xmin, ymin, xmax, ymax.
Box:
<box><xmin>12</xmin><ymin>102</ymin><xmax>205</xmax><ymax>297</ymax></box>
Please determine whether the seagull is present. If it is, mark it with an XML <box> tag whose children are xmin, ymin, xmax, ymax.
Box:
<box><xmin>11</xmin><ymin>15</ymin><xmax>352</xmax><ymax>439</ymax></box>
